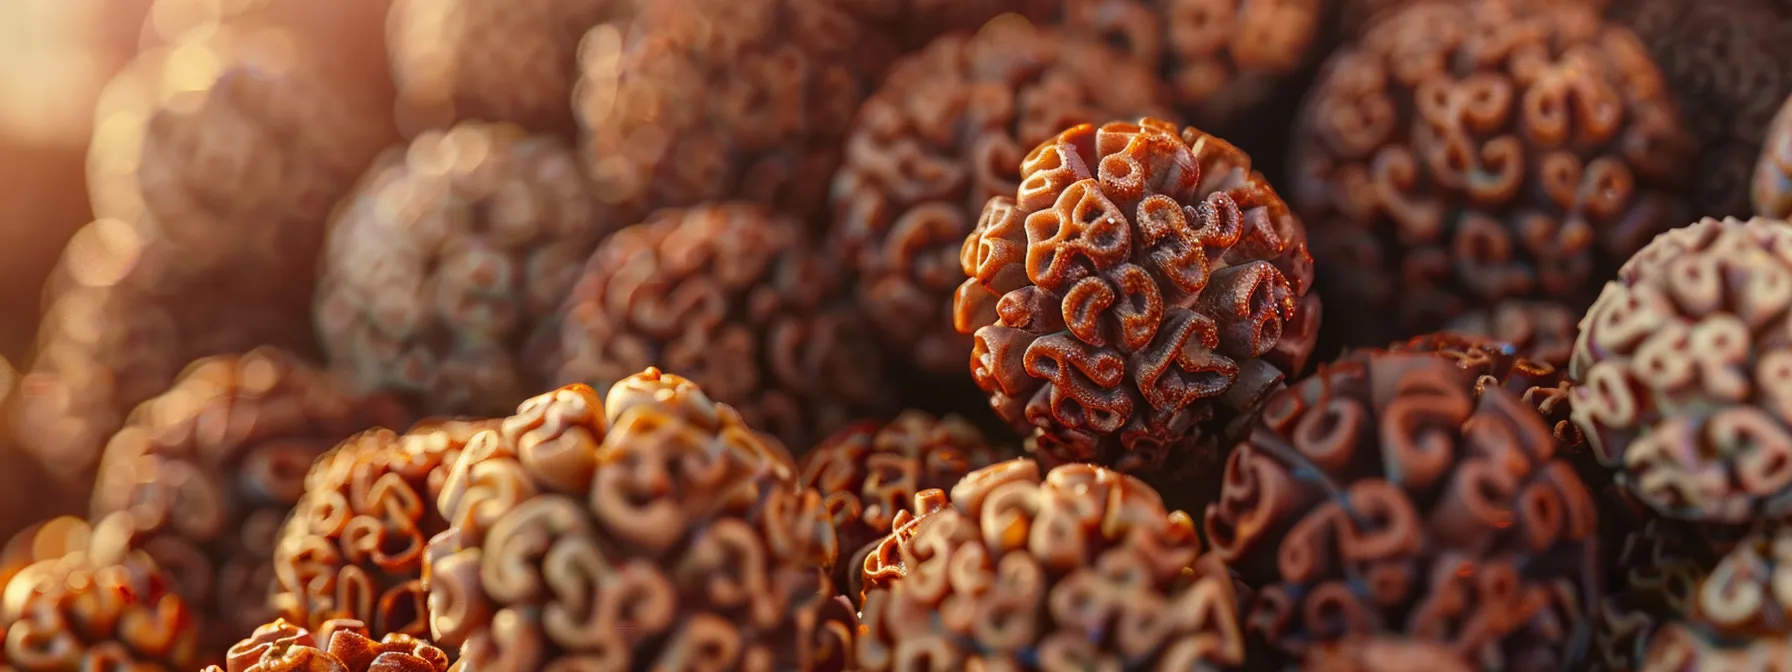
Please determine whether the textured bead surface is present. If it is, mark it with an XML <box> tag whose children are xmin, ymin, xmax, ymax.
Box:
<box><xmin>829</xmin><ymin>21</ymin><xmax>1168</xmax><ymax>378</ymax></box>
<box><xmin>422</xmin><ymin>370</ymin><xmax>852</xmax><ymax>669</ymax></box>
<box><xmin>1206</xmin><ymin>350</ymin><xmax>1600</xmax><ymax>668</ymax></box>
<box><xmin>1289</xmin><ymin>0</ymin><xmax>1689</xmax><ymax>349</ymax></box>
<box><xmin>857</xmin><ymin>459</ymin><xmax>1247</xmax><ymax>670</ymax></box>
<box><xmin>956</xmin><ymin>117</ymin><xmax>1319</xmax><ymax>475</ymax></box>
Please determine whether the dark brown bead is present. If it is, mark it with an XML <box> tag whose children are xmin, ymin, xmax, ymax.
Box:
<box><xmin>1571</xmin><ymin>216</ymin><xmax>1792</xmax><ymax>522</ymax></box>
<box><xmin>856</xmin><ymin>459</ymin><xmax>1246</xmax><ymax>670</ymax></box>
<box><xmin>1289</xmin><ymin>0</ymin><xmax>1691</xmax><ymax>349</ymax></box>
<box><xmin>574</xmin><ymin>0</ymin><xmax>901</xmax><ymax>228</ymax></box>
<box><xmin>423</xmin><ymin>369</ymin><xmax>851</xmax><ymax>669</ymax></box>
<box><xmin>314</xmin><ymin>121</ymin><xmax>603</xmax><ymax>417</ymax></box>
<box><xmin>1614</xmin><ymin>0</ymin><xmax>1792</xmax><ymax>220</ymax></box>
<box><xmin>955</xmin><ymin>117</ymin><xmax>1320</xmax><ymax>475</ymax></box>
<box><xmin>272</xmin><ymin>419</ymin><xmax>500</xmax><ymax>642</ymax></box>
<box><xmin>829</xmin><ymin>21</ymin><xmax>1169</xmax><ymax>378</ymax></box>
<box><xmin>87</xmin><ymin>348</ymin><xmax>409</xmax><ymax>654</ymax></box>
<box><xmin>1204</xmin><ymin>350</ymin><xmax>1600</xmax><ymax>668</ymax></box>
<box><xmin>539</xmin><ymin>203</ymin><xmax>893</xmax><ymax>451</ymax></box>
<box><xmin>1056</xmin><ymin>0</ymin><xmax>1325</xmax><ymax>130</ymax></box>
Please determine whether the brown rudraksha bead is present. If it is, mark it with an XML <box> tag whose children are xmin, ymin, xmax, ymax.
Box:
<box><xmin>86</xmin><ymin>347</ymin><xmax>408</xmax><ymax>653</ymax></box>
<box><xmin>954</xmin><ymin>117</ymin><xmax>1320</xmax><ymax>475</ymax></box>
<box><xmin>1571</xmin><ymin>216</ymin><xmax>1792</xmax><ymax>522</ymax></box>
<box><xmin>1204</xmin><ymin>350</ymin><xmax>1600</xmax><ymax>669</ymax></box>
<box><xmin>203</xmin><ymin>617</ymin><xmax>450</xmax><ymax>672</ymax></box>
<box><xmin>855</xmin><ymin>458</ymin><xmax>1247</xmax><ymax>670</ymax></box>
<box><xmin>1056</xmin><ymin>0</ymin><xmax>1324</xmax><ymax>131</ymax></box>
<box><xmin>538</xmin><ymin>203</ymin><xmax>893</xmax><ymax>451</ymax></box>
<box><xmin>829</xmin><ymin>20</ymin><xmax>1169</xmax><ymax>378</ymax></box>
<box><xmin>272</xmin><ymin>419</ymin><xmax>501</xmax><ymax>641</ymax></box>
<box><xmin>0</xmin><ymin>513</ymin><xmax>199</xmax><ymax>671</ymax></box>
<box><xmin>1637</xmin><ymin>523</ymin><xmax>1792</xmax><ymax>671</ymax></box>
<box><xmin>314</xmin><ymin>121</ymin><xmax>603</xmax><ymax>417</ymax></box>
<box><xmin>388</xmin><ymin>0</ymin><xmax>632</xmax><ymax>135</ymax></box>
<box><xmin>422</xmin><ymin>369</ymin><xmax>853</xmax><ymax>669</ymax></box>
<box><xmin>1615</xmin><ymin>0</ymin><xmax>1792</xmax><ymax>220</ymax></box>
<box><xmin>1755</xmin><ymin>91</ymin><xmax>1792</xmax><ymax>218</ymax></box>
<box><xmin>797</xmin><ymin>411</ymin><xmax>1012</xmax><ymax>602</ymax></box>
<box><xmin>574</xmin><ymin>0</ymin><xmax>900</xmax><ymax>228</ymax></box>
<box><xmin>1289</xmin><ymin>0</ymin><xmax>1690</xmax><ymax>350</ymax></box>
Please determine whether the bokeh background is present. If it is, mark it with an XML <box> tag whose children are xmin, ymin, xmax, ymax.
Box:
<box><xmin>0</xmin><ymin>0</ymin><xmax>391</xmax><ymax>363</ymax></box>
<box><xmin>0</xmin><ymin>0</ymin><xmax>152</xmax><ymax>363</ymax></box>
<box><xmin>0</xmin><ymin>0</ymin><xmax>395</xmax><ymax>539</ymax></box>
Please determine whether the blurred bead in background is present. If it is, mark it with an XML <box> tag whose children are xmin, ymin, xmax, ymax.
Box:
<box><xmin>0</xmin><ymin>0</ymin><xmax>151</xmax><ymax>364</ymax></box>
<box><xmin>12</xmin><ymin>0</ymin><xmax>398</xmax><ymax>491</ymax></box>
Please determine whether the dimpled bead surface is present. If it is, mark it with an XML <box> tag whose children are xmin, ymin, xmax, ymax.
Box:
<box><xmin>1205</xmin><ymin>350</ymin><xmax>1600</xmax><ymax>669</ymax></box>
<box><xmin>1571</xmin><ymin>216</ymin><xmax>1792</xmax><ymax>522</ymax></box>
<box><xmin>955</xmin><ymin>117</ymin><xmax>1319</xmax><ymax>475</ymax></box>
